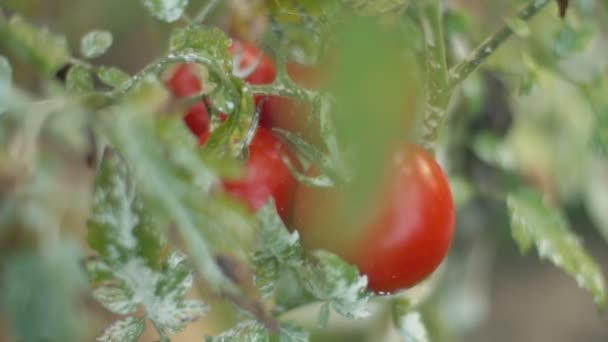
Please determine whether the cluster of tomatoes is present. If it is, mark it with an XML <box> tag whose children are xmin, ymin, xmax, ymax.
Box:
<box><xmin>164</xmin><ymin>40</ymin><xmax>455</xmax><ymax>294</ymax></box>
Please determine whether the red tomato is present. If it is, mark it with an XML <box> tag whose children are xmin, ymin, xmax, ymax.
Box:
<box><xmin>200</xmin><ymin>127</ymin><xmax>299</xmax><ymax>222</ymax></box>
<box><xmin>165</xmin><ymin>64</ymin><xmax>211</xmax><ymax>136</ymax></box>
<box><xmin>166</xmin><ymin>63</ymin><xmax>202</xmax><ymax>98</ymax></box>
<box><xmin>292</xmin><ymin>145</ymin><xmax>455</xmax><ymax>293</ymax></box>
<box><xmin>229</xmin><ymin>40</ymin><xmax>276</xmax><ymax>119</ymax></box>
<box><xmin>182</xmin><ymin>102</ymin><xmax>210</xmax><ymax>137</ymax></box>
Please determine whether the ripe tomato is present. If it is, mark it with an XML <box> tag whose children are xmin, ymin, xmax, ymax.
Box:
<box><xmin>200</xmin><ymin>127</ymin><xmax>299</xmax><ymax>222</ymax></box>
<box><xmin>229</xmin><ymin>40</ymin><xmax>276</xmax><ymax>118</ymax></box>
<box><xmin>229</xmin><ymin>40</ymin><xmax>277</xmax><ymax>85</ymax></box>
<box><xmin>166</xmin><ymin>63</ymin><xmax>202</xmax><ymax>98</ymax></box>
<box><xmin>165</xmin><ymin>64</ymin><xmax>210</xmax><ymax>136</ymax></box>
<box><xmin>292</xmin><ymin>145</ymin><xmax>455</xmax><ymax>293</ymax></box>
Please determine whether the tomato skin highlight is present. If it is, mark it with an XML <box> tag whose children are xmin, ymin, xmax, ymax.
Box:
<box><xmin>292</xmin><ymin>145</ymin><xmax>455</xmax><ymax>293</ymax></box>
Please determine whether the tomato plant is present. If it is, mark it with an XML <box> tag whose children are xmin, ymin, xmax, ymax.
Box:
<box><xmin>2</xmin><ymin>1</ymin><xmax>608</xmax><ymax>342</ymax></box>
<box><xmin>293</xmin><ymin>145</ymin><xmax>455</xmax><ymax>293</ymax></box>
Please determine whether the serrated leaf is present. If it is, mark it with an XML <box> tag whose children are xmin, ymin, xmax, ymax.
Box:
<box><xmin>0</xmin><ymin>15</ymin><xmax>69</xmax><ymax>75</ymax></box>
<box><xmin>92</xmin><ymin>284</ymin><xmax>137</xmax><ymax>315</ymax></box>
<box><xmin>81</xmin><ymin>30</ymin><xmax>113</xmax><ymax>59</ymax></box>
<box><xmin>507</xmin><ymin>188</ymin><xmax>607</xmax><ymax>308</ymax></box>
<box><xmin>256</xmin><ymin>201</ymin><xmax>302</xmax><ymax>262</ymax></box>
<box><xmin>141</xmin><ymin>0</ymin><xmax>189</xmax><ymax>23</ymax></box>
<box><xmin>302</xmin><ymin>251</ymin><xmax>370</xmax><ymax>319</ymax></box>
<box><xmin>504</xmin><ymin>17</ymin><xmax>530</xmax><ymax>38</ymax></box>
<box><xmin>156</xmin><ymin>299</ymin><xmax>209</xmax><ymax>334</ymax></box>
<box><xmin>66</xmin><ymin>65</ymin><xmax>94</xmax><ymax>93</ymax></box>
<box><xmin>0</xmin><ymin>55</ymin><xmax>11</xmax><ymax>84</ymax></box>
<box><xmin>253</xmin><ymin>257</ymin><xmax>279</xmax><ymax>298</ymax></box>
<box><xmin>98</xmin><ymin>66</ymin><xmax>130</xmax><ymax>88</ymax></box>
<box><xmin>169</xmin><ymin>25</ymin><xmax>233</xmax><ymax>73</ymax></box>
<box><xmin>83</xmin><ymin>258</ymin><xmax>114</xmax><ymax>283</ymax></box>
<box><xmin>96</xmin><ymin>317</ymin><xmax>145</xmax><ymax>342</ymax></box>
<box><xmin>207</xmin><ymin>320</ymin><xmax>269</xmax><ymax>342</ymax></box>
<box><xmin>279</xmin><ymin>322</ymin><xmax>309</xmax><ymax>342</ymax></box>
<box><xmin>88</xmin><ymin>151</ymin><xmax>156</xmax><ymax>266</ymax></box>
<box><xmin>394</xmin><ymin>311</ymin><xmax>429</xmax><ymax>342</ymax></box>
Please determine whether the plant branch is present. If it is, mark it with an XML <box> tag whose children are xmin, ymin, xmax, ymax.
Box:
<box><xmin>419</xmin><ymin>0</ymin><xmax>450</xmax><ymax>152</ymax></box>
<box><xmin>193</xmin><ymin>0</ymin><xmax>222</xmax><ymax>24</ymax></box>
<box><xmin>110</xmin><ymin>52</ymin><xmax>238</xmax><ymax>101</ymax></box>
<box><xmin>448</xmin><ymin>0</ymin><xmax>552</xmax><ymax>89</ymax></box>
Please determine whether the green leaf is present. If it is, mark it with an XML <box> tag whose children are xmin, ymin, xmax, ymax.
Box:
<box><xmin>256</xmin><ymin>201</ymin><xmax>302</xmax><ymax>262</ymax></box>
<box><xmin>552</xmin><ymin>24</ymin><xmax>594</xmax><ymax>58</ymax></box>
<box><xmin>204</xmin><ymin>80</ymin><xmax>255</xmax><ymax>158</ymax></box>
<box><xmin>141</xmin><ymin>0</ymin><xmax>189</xmax><ymax>23</ymax></box>
<box><xmin>3</xmin><ymin>245</ymin><xmax>87</xmax><ymax>342</ymax></box>
<box><xmin>207</xmin><ymin>320</ymin><xmax>269</xmax><ymax>342</ymax></box>
<box><xmin>169</xmin><ymin>25</ymin><xmax>233</xmax><ymax>73</ymax></box>
<box><xmin>0</xmin><ymin>15</ymin><xmax>69</xmax><ymax>75</ymax></box>
<box><xmin>0</xmin><ymin>55</ymin><xmax>11</xmax><ymax>84</ymax></box>
<box><xmin>155</xmin><ymin>299</ymin><xmax>209</xmax><ymax>335</ymax></box>
<box><xmin>329</xmin><ymin>17</ymin><xmax>420</xmax><ymax>229</ymax></box>
<box><xmin>66</xmin><ymin>65</ymin><xmax>94</xmax><ymax>93</ymax></box>
<box><xmin>96</xmin><ymin>317</ymin><xmax>146</xmax><ymax>342</ymax></box>
<box><xmin>92</xmin><ymin>284</ymin><xmax>137</xmax><ymax>315</ymax></box>
<box><xmin>253</xmin><ymin>256</ymin><xmax>279</xmax><ymax>299</ymax></box>
<box><xmin>302</xmin><ymin>250</ymin><xmax>370</xmax><ymax>319</ymax></box>
<box><xmin>80</xmin><ymin>30</ymin><xmax>113</xmax><ymax>59</ymax></box>
<box><xmin>98</xmin><ymin>66</ymin><xmax>131</xmax><ymax>88</ymax></box>
<box><xmin>88</xmin><ymin>150</ymin><xmax>163</xmax><ymax>267</ymax></box>
<box><xmin>83</xmin><ymin>258</ymin><xmax>115</xmax><ymax>283</ymax></box>
<box><xmin>507</xmin><ymin>188</ymin><xmax>607</xmax><ymax>308</ymax></box>
<box><xmin>394</xmin><ymin>311</ymin><xmax>429</xmax><ymax>342</ymax></box>
<box><xmin>504</xmin><ymin>17</ymin><xmax>530</xmax><ymax>38</ymax></box>
<box><xmin>279</xmin><ymin>322</ymin><xmax>309</xmax><ymax>342</ymax></box>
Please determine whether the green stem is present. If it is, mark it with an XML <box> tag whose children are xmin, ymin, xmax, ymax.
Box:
<box><xmin>419</xmin><ymin>0</ymin><xmax>450</xmax><ymax>152</ymax></box>
<box><xmin>249</xmin><ymin>83</ymin><xmax>317</xmax><ymax>103</ymax></box>
<box><xmin>448</xmin><ymin>0</ymin><xmax>552</xmax><ymax>89</ymax></box>
<box><xmin>193</xmin><ymin>0</ymin><xmax>222</xmax><ymax>24</ymax></box>
<box><xmin>110</xmin><ymin>52</ymin><xmax>238</xmax><ymax>101</ymax></box>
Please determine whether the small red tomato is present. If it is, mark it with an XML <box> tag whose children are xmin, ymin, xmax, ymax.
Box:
<box><xmin>166</xmin><ymin>63</ymin><xmax>202</xmax><ymax>98</ymax></box>
<box><xmin>229</xmin><ymin>40</ymin><xmax>277</xmax><ymax>119</ymax></box>
<box><xmin>183</xmin><ymin>101</ymin><xmax>210</xmax><ymax>137</ymax></box>
<box><xmin>292</xmin><ymin>145</ymin><xmax>455</xmax><ymax>293</ymax></box>
<box><xmin>229</xmin><ymin>40</ymin><xmax>277</xmax><ymax>85</ymax></box>
<box><xmin>165</xmin><ymin>64</ymin><xmax>211</xmax><ymax>136</ymax></box>
<box><xmin>200</xmin><ymin>127</ymin><xmax>299</xmax><ymax>222</ymax></box>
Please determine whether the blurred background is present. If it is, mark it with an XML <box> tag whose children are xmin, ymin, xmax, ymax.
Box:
<box><xmin>2</xmin><ymin>0</ymin><xmax>608</xmax><ymax>341</ymax></box>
